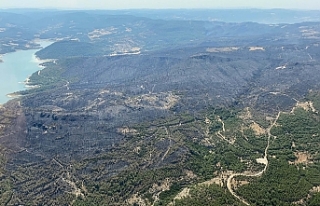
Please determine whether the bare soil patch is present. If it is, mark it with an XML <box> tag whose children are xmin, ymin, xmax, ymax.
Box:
<box><xmin>250</xmin><ymin>122</ymin><xmax>266</xmax><ymax>135</ymax></box>
<box><xmin>292</xmin><ymin>101</ymin><xmax>317</xmax><ymax>113</ymax></box>
<box><xmin>206</xmin><ymin>47</ymin><xmax>239</xmax><ymax>52</ymax></box>
<box><xmin>249</xmin><ymin>47</ymin><xmax>265</xmax><ymax>51</ymax></box>
<box><xmin>289</xmin><ymin>152</ymin><xmax>313</xmax><ymax>165</ymax></box>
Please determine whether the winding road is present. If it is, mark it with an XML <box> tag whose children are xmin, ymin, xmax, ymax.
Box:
<box><xmin>226</xmin><ymin>111</ymin><xmax>281</xmax><ymax>205</ymax></box>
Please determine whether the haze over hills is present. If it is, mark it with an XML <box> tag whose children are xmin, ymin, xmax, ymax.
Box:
<box><xmin>2</xmin><ymin>8</ymin><xmax>320</xmax><ymax>23</ymax></box>
<box><xmin>0</xmin><ymin>9</ymin><xmax>320</xmax><ymax>205</ymax></box>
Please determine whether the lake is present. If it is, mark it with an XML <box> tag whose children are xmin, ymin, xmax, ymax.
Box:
<box><xmin>0</xmin><ymin>41</ymin><xmax>53</xmax><ymax>104</ymax></box>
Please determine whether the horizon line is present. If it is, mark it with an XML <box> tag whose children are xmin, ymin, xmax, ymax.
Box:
<box><xmin>0</xmin><ymin>7</ymin><xmax>319</xmax><ymax>11</ymax></box>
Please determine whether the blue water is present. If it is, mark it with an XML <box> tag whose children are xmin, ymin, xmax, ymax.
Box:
<box><xmin>0</xmin><ymin>41</ymin><xmax>53</xmax><ymax>104</ymax></box>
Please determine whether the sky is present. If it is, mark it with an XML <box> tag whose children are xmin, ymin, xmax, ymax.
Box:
<box><xmin>1</xmin><ymin>0</ymin><xmax>320</xmax><ymax>10</ymax></box>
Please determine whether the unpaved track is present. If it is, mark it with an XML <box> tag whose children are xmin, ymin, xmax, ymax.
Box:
<box><xmin>161</xmin><ymin>127</ymin><xmax>171</xmax><ymax>161</ymax></box>
<box><xmin>227</xmin><ymin>112</ymin><xmax>281</xmax><ymax>205</ymax></box>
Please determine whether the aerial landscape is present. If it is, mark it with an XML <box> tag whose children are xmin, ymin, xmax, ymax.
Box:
<box><xmin>1</xmin><ymin>0</ymin><xmax>320</xmax><ymax>205</ymax></box>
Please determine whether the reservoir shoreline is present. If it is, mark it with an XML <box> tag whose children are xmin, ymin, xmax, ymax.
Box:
<box><xmin>0</xmin><ymin>40</ymin><xmax>53</xmax><ymax>104</ymax></box>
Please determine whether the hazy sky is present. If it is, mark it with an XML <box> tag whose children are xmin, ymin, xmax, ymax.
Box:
<box><xmin>1</xmin><ymin>0</ymin><xmax>320</xmax><ymax>10</ymax></box>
